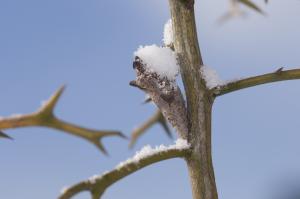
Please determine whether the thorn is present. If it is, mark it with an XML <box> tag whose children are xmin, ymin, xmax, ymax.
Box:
<box><xmin>276</xmin><ymin>67</ymin><xmax>284</xmax><ymax>74</ymax></box>
<box><xmin>142</xmin><ymin>97</ymin><xmax>152</xmax><ymax>104</ymax></box>
<box><xmin>128</xmin><ymin>138</ymin><xmax>136</xmax><ymax>149</ymax></box>
<box><xmin>157</xmin><ymin>111</ymin><xmax>172</xmax><ymax>138</ymax></box>
<box><xmin>129</xmin><ymin>80</ymin><xmax>138</xmax><ymax>87</ymax></box>
<box><xmin>0</xmin><ymin>131</ymin><xmax>13</xmax><ymax>140</ymax></box>
<box><xmin>91</xmin><ymin>131</ymin><xmax>126</xmax><ymax>155</ymax></box>
<box><xmin>129</xmin><ymin>81</ymin><xmax>145</xmax><ymax>90</ymax></box>
<box><xmin>49</xmin><ymin>85</ymin><xmax>66</xmax><ymax>105</ymax></box>
<box><xmin>116</xmin><ymin>132</ymin><xmax>128</xmax><ymax>139</ymax></box>
<box><xmin>158</xmin><ymin>118</ymin><xmax>172</xmax><ymax>138</ymax></box>
<box><xmin>238</xmin><ymin>0</ymin><xmax>266</xmax><ymax>15</ymax></box>
<box><xmin>40</xmin><ymin>85</ymin><xmax>66</xmax><ymax>114</ymax></box>
<box><xmin>95</xmin><ymin>142</ymin><xmax>109</xmax><ymax>156</ymax></box>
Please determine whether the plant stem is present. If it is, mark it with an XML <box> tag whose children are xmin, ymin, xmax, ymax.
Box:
<box><xmin>168</xmin><ymin>0</ymin><xmax>218</xmax><ymax>199</ymax></box>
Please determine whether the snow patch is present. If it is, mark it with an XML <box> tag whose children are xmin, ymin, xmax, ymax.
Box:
<box><xmin>134</xmin><ymin>45</ymin><xmax>179</xmax><ymax>80</ymax></box>
<box><xmin>116</xmin><ymin>139</ymin><xmax>190</xmax><ymax>169</ymax></box>
<box><xmin>200</xmin><ymin>65</ymin><xmax>224</xmax><ymax>89</ymax></box>
<box><xmin>60</xmin><ymin>186</ymin><xmax>68</xmax><ymax>194</ymax></box>
<box><xmin>88</xmin><ymin>175</ymin><xmax>100</xmax><ymax>184</ymax></box>
<box><xmin>88</xmin><ymin>171</ymin><xmax>109</xmax><ymax>184</ymax></box>
<box><xmin>163</xmin><ymin>19</ymin><xmax>173</xmax><ymax>46</ymax></box>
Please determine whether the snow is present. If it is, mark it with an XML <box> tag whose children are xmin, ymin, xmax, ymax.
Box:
<box><xmin>88</xmin><ymin>171</ymin><xmax>109</xmax><ymax>184</ymax></box>
<box><xmin>163</xmin><ymin>19</ymin><xmax>173</xmax><ymax>46</ymax></box>
<box><xmin>134</xmin><ymin>45</ymin><xmax>179</xmax><ymax>80</ymax></box>
<box><xmin>88</xmin><ymin>175</ymin><xmax>100</xmax><ymax>184</ymax></box>
<box><xmin>116</xmin><ymin>139</ymin><xmax>190</xmax><ymax>169</ymax></box>
<box><xmin>200</xmin><ymin>65</ymin><xmax>224</xmax><ymax>89</ymax></box>
<box><xmin>60</xmin><ymin>186</ymin><xmax>68</xmax><ymax>194</ymax></box>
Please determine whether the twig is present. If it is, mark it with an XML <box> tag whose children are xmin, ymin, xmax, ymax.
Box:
<box><xmin>0</xmin><ymin>86</ymin><xmax>125</xmax><ymax>154</ymax></box>
<box><xmin>58</xmin><ymin>141</ymin><xmax>190</xmax><ymax>199</ymax></box>
<box><xmin>129</xmin><ymin>109</ymin><xmax>172</xmax><ymax>148</ymax></box>
<box><xmin>130</xmin><ymin>57</ymin><xmax>188</xmax><ymax>139</ymax></box>
<box><xmin>212</xmin><ymin>68</ymin><xmax>300</xmax><ymax>97</ymax></box>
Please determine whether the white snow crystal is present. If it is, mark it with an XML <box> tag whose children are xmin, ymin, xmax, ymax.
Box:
<box><xmin>200</xmin><ymin>65</ymin><xmax>224</xmax><ymax>89</ymax></box>
<box><xmin>116</xmin><ymin>139</ymin><xmax>190</xmax><ymax>169</ymax></box>
<box><xmin>174</xmin><ymin>138</ymin><xmax>190</xmax><ymax>149</ymax></box>
<box><xmin>163</xmin><ymin>19</ymin><xmax>174</xmax><ymax>46</ymax></box>
<box><xmin>88</xmin><ymin>171</ymin><xmax>109</xmax><ymax>184</ymax></box>
<box><xmin>88</xmin><ymin>175</ymin><xmax>100</xmax><ymax>184</ymax></box>
<box><xmin>134</xmin><ymin>45</ymin><xmax>179</xmax><ymax>80</ymax></box>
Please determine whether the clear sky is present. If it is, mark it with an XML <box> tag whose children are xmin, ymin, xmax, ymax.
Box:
<box><xmin>1</xmin><ymin>1</ymin><xmax>300</xmax><ymax>199</ymax></box>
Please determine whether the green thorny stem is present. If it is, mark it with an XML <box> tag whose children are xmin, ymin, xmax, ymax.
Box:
<box><xmin>0</xmin><ymin>86</ymin><xmax>125</xmax><ymax>154</ymax></box>
<box><xmin>169</xmin><ymin>0</ymin><xmax>218</xmax><ymax>199</ymax></box>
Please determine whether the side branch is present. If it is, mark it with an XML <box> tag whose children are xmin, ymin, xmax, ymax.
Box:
<box><xmin>129</xmin><ymin>109</ymin><xmax>171</xmax><ymax>148</ymax></box>
<box><xmin>0</xmin><ymin>86</ymin><xmax>124</xmax><ymax>154</ymax></box>
<box><xmin>130</xmin><ymin>57</ymin><xmax>188</xmax><ymax>139</ymax></box>
<box><xmin>212</xmin><ymin>68</ymin><xmax>300</xmax><ymax>97</ymax></box>
<box><xmin>59</xmin><ymin>140</ymin><xmax>191</xmax><ymax>199</ymax></box>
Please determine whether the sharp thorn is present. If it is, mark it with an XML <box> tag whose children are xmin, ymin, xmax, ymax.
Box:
<box><xmin>93</xmin><ymin>141</ymin><xmax>109</xmax><ymax>156</ymax></box>
<box><xmin>158</xmin><ymin>119</ymin><xmax>172</xmax><ymax>138</ymax></box>
<box><xmin>129</xmin><ymin>81</ymin><xmax>145</xmax><ymax>90</ymax></box>
<box><xmin>0</xmin><ymin>131</ymin><xmax>13</xmax><ymax>140</ymax></box>
<box><xmin>142</xmin><ymin>97</ymin><xmax>152</xmax><ymax>104</ymax></box>
<box><xmin>275</xmin><ymin>67</ymin><xmax>284</xmax><ymax>73</ymax></box>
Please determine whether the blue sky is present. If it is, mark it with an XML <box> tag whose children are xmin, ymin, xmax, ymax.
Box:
<box><xmin>0</xmin><ymin>0</ymin><xmax>300</xmax><ymax>199</ymax></box>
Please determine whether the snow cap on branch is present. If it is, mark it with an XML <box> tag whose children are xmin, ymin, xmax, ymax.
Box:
<box><xmin>163</xmin><ymin>19</ymin><xmax>174</xmax><ymax>46</ymax></box>
<box><xmin>116</xmin><ymin>139</ymin><xmax>190</xmax><ymax>169</ymax></box>
<box><xmin>134</xmin><ymin>45</ymin><xmax>179</xmax><ymax>81</ymax></box>
<box><xmin>200</xmin><ymin>65</ymin><xmax>224</xmax><ymax>89</ymax></box>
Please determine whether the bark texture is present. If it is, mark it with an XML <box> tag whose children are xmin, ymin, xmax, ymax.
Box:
<box><xmin>168</xmin><ymin>1</ymin><xmax>218</xmax><ymax>199</ymax></box>
<box><xmin>131</xmin><ymin>56</ymin><xmax>188</xmax><ymax>139</ymax></box>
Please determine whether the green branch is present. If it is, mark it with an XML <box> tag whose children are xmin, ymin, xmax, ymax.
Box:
<box><xmin>129</xmin><ymin>109</ymin><xmax>172</xmax><ymax>148</ymax></box>
<box><xmin>58</xmin><ymin>143</ymin><xmax>190</xmax><ymax>199</ymax></box>
<box><xmin>212</xmin><ymin>68</ymin><xmax>300</xmax><ymax>97</ymax></box>
<box><xmin>0</xmin><ymin>86</ymin><xmax>125</xmax><ymax>154</ymax></box>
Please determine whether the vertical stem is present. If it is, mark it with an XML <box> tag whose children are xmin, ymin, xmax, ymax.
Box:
<box><xmin>185</xmin><ymin>104</ymin><xmax>218</xmax><ymax>199</ymax></box>
<box><xmin>168</xmin><ymin>0</ymin><xmax>218</xmax><ymax>199</ymax></box>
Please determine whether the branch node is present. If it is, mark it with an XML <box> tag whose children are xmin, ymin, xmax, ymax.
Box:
<box><xmin>0</xmin><ymin>85</ymin><xmax>124</xmax><ymax>154</ymax></box>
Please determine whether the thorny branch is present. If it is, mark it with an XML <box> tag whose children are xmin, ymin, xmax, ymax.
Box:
<box><xmin>0</xmin><ymin>86</ymin><xmax>125</xmax><ymax>154</ymax></box>
<box><xmin>58</xmin><ymin>144</ymin><xmax>190</xmax><ymax>199</ymax></box>
<box><xmin>129</xmin><ymin>109</ymin><xmax>172</xmax><ymax>148</ymax></box>
<box><xmin>212</xmin><ymin>68</ymin><xmax>300</xmax><ymax>97</ymax></box>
